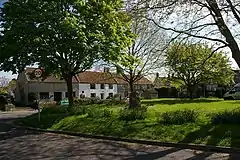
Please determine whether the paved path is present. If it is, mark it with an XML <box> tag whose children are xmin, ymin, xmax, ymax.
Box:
<box><xmin>1</xmin><ymin>111</ymin><xmax>240</xmax><ymax>160</ymax></box>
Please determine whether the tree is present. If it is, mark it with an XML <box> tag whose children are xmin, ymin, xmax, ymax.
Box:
<box><xmin>0</xmin><ymin>0</ymin><xmax>133</xmax><ymax>106</ymax></box>
<box><xmin>113</xmin><ymin>1</ymin><xmax>167</xmax><ymax>108</ymax></box>
<box><xmin>165</xmin><ymin>42</ymin><xmax>234</xmax><ymax>98</ymax></box>
<box><xmin>135</xmin><ymin>0</ymin><xmax>240</xmax><ymax>67</ymax></box>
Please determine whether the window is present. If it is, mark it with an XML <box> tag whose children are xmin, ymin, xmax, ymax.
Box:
<box><xmin>109</xmin><ymin>93</ymin><xmax>113</xmax><ymax>98</ymax></box>
<box><xmin>65</xmin><ymin>92</ymin><xmax>76</xmax><ymax>98</ymax></box>
<box><xmin>91</xmin><ymin>93</ymin><xmax>96</xmax><ymax>97</ymax></box>
<box><xmin>147</xmin><ymin>84</ymin><xmax>152</xmax><ymax>89</ymax></box>
<box><xmin>73</xmin><ymin>92</ymin><xmax>76</xmax><ymax>97</ymax></box>
<box><xmin>82</xmin><ymin>91</ymin><xmax>84</xmax><ymax>93</ymax></box>
<box><xmin>100</xmin><ymin>84</ymin><xmax>105</xmax><ymax>89</ymax></box>
<box><xmin>109</xmin><ymin>84</ymin><xmax>113</xmax><ymax>89</ymax></box>
<box><xmin>39</xmin><ymin>92</ymin><xmax>49</xmax><ymax>100</ymax></box>
<box><xmin>90</xmin><ymin>84</ymin><xmax>96</xmax><ymax>89</ymax></box>
<box><xmin>100</xmin><ymin>93</ymin><xmax>104</xmax><ymax>99</ymax></box>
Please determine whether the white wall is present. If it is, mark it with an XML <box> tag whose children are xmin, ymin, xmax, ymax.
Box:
<box><xmin>79</xmin><ymin>83</ymin><xmax>118</xmax><ymax>99</ymax></box>
<box><xmin>19</xmin><ymin>81</ymin><xmax>119</xmax><ymax>104</ymax></box>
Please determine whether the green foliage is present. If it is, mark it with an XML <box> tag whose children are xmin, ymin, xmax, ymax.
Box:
<box><xmin>40</xmin><ymin>101</ymin><xmax>58</xmax><ymax>108</ymax></box>
<box><xmin>166</xmin><ymin>42</ymin><xmax>234</xmax><ymax>95</ymax></box>
<box><xmin>118</xmin><ymin>105</ymin><xmax>147</xmax><ymax>121</ymax></box>
<box><xmin>0</xmin><ymin>0</ymin><xmax>133</xmax><ymax>74</ymax></box>
<box><xmin>87</xmin><ymin>108</ymin><xmax>113</xmax><ymax>118</ymax></box>
<box><xmin>0</xmin><ymin>0</ymin><xmax>134</xmax><ymax>106</ymax></box>
<box><xmin>15</xmin><ymin>99</ymin><xmax>240</xmax><ymax>148</ymax></box>
<box><xmin>159</xmin><ymin>109</ymin><xmax>199</xmax><ymax>125</ymax></box>
<box><xmin>68</xmin><ymin>106</ymin><xmax>89</xmax><ymax>115</ymax></box>
<box><xmin>211</xmin><ymin>108</ymin><xmax>240</xmax><ymax>124</ymax></box>
<box><xmin>74</xmin><ymin>97</ymin><xmax>127</xmax><ymax>105</ymax></box>
<box><xmin>0</xmin><ymin>88</ymin><xmax>7</xmax><ymax>94</ymax></box>
<box><xmin>41</xmin><ymin>107</ymin><xmax>67</xmax><ymax>115</ymax></box>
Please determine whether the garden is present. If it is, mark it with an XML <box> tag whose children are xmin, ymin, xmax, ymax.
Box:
<box><xmin>15</xmin><ymin>98</ymin><xmax>240</xmax><ymax>148</ymax></box>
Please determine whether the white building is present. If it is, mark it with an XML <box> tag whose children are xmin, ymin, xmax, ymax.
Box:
<box><xmin>15</xmin><ymin>68</ymin><xmax>153</xmax><ymax>104</ymax></box>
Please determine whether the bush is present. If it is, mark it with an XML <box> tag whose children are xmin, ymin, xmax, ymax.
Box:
<box><xmin>211</xmin><ymin>108</ymin><xmax>240</xmax><ymax>124</ymax></box>
<box><xmin>40</xmin><ymin>101</ymin><xmax>58</xmax><ymax>108</ymax></box>
<box><xmin>74</xmin><ymin>97</ymin><xmax>103</xmax><ymax>105</ymax></box>
<box><xmin>118</xmin><ymin>105</ymin><xmax>147</xmax><ymax>121</ymax></box>
<box><xmin>159</xmin><ymin>109</ymin><xmax>199</xmax><ymax>125</ymax></box>
<box><xmin>103</xmin><ymin>99</ymin><xmax>127</xmax><ymax>105</ymax></box>
<box><xmin>41</xmin><ymin>106</ymin><xmax>67</xmax><ymax>114</ymax></box>
<box><xmin>28</xmin><ymin>92</ymin><xmax>37</xmax><ymax>103</ymax></box>
<box><xmin>68</xmin><ymin>106</ymin><xmax>89</xmax><ymax>115</ymax></box>
<box><xmin>87</xmin><ymin>107</ymin><xmax>113</xmax><ymax>118</ymax></box>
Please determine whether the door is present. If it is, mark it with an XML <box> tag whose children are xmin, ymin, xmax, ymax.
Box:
<box><xmin>54</xmin><ymin>92</ymin><xmax>62</xmax><ymax>102</ymax></box>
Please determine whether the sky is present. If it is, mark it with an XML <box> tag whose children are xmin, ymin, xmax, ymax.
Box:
<box><xmin>0</xmin><ymin>0</ymin><xmax>239</xmax><ymax>80</ymax></box>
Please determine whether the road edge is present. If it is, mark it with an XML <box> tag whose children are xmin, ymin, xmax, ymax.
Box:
<box><xmin>11</xmin><ymin>123</ymin><xmax>240</xmax><ymax>154</ymax></box>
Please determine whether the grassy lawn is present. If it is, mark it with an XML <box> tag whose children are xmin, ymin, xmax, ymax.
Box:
<box><xmin>15</xmin><ymin>98</ymin><xmax>240</xmax><ymax>148</ymax></box>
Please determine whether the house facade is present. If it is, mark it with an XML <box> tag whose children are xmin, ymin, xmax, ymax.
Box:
<box><xmin>15</xmin><ymin>68</ymin><xmax>153</xmax><ymax>104</ymax></box>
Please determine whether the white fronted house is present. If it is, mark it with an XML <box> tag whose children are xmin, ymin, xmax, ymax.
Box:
<box><xmin>15</xmin><ymin>68</ymin><xmax>153</xmax><ymax>104</ymax></box>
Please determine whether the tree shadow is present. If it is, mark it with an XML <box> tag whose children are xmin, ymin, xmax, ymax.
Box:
<box><xmin>142</xmin><ymin>99</ymin><xmax>222</xmax><ymax>105</ymax></box>
<box><xmin>0</xmin><ymin>125</ymin><xmax>191</xmax><ymax>160</ymax></box>
<box><xmin>180</xmin><ymin>123</ymin><xmax>240</xmax><ymax>149</ymax></box>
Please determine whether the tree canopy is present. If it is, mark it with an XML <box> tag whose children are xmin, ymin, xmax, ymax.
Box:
<box><xmin>0</xmin><ymin>0</ymin><xmax>133</xmax><ymax>106</ymax></box>
<box><xmin>131</xmin><ymin>0</ymin><xmax>240</xmax><ymax>67</ymax></box>
<box><xmin>166</xmin><ymin>42</ymin><xmax>234</xmax><ymax>98</ymax></box>
<box><xmin>112</xmin><ymin>0</ymin><xmax>167</xmax><ymax>108</ymax></box>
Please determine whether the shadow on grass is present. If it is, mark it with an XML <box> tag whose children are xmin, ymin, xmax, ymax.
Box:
<box><xmin>180</xmin><ymin>123</ymin><xmax>240</xmax><ymax>148</ymax></box>
<box><xmin>142</xmin><ymin>99</ymin><xmax>222</xmax><ymax>105</ymax></box>
<box><xmin>16</xmin><ymin>113</ymin><xmax>68</xmax><ymax>129</ymax></box>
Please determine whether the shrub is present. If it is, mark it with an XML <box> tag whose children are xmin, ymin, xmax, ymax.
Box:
<box><xmin>159</xmin><ymin>109</ymin><xmax>199</xmax><ymax>125</ymax></box>
<box><xmin>68</xmin><ymin>106</ymin><xmax>88</xmax><ymax>115</ymax></box>
<box><xmin>211</xmin><ymin>108</ymin><xmax>240</xmax><ymax>124</ymax></box>
<box><xmin>87</xmin><ymin>108</ymin><xmax>113</xmax><ymax>118</ymax></box>
<box><xmin>118</xmin><ymin>105</ymin><xmax>147</xmax><ymax>121</ymax></box>
<box><xmin>103</xmin><ymin>99</ymin><xmax>127</xmax><ymax>105</ymax></box>
<box><xmin>40</xmin><ymin>101</ymin><xmax>58</xmax><ymax>108</ymax></box>
<box><xmin>74</xmin><ymin>97</ymin><xmax>103</xmax><ymax>105</ymax></box>
<box><xmin>41</xmin><ymin>106</ymin><xmax>67</xmax><ymax>114</ymax></box>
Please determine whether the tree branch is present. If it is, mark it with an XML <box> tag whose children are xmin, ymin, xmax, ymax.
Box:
<box><xmin>148</xmin><ymin>18</ymin><xmax>228</xmax><ymax>45</ymax></box>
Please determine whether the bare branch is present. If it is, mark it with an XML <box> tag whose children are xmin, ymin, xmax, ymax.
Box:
<box><xmin>149</xmin><ymin>18</ymin><xmax>228</xmax><ymax>45</ymax></box>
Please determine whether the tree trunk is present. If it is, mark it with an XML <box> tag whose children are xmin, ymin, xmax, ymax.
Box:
<box><xmin>129</xmin><ymin>81</ymin><xmax>140</xmax><ymax>108</ymax></box>
<box><xmin>66</xmin><ymin>75</ymin><xmax>74</xmax><ymax>107</ymax></box>
<box><xmin>187</xmin><ymin>85</ymin><xmax>195</xmax><ymax>99</ymax></box>
<box><xmin>206</xmin><ymin>0</ymin><xmax>240</xmax><ymax>67</ymax></box>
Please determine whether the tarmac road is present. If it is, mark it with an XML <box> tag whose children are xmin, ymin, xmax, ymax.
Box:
<box><xmin>0</xmin><ymin>110</ymin><xmax>240</xmax><ymax>160</ymax></box>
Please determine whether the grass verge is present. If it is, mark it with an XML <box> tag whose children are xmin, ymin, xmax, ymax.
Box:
<box><xmin>15</xmin><ymin>99</ymin><xmax>240</xmax><ymax>148</ymax></box>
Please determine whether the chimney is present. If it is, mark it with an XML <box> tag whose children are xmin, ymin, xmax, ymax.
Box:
<box><xmin>104</xmin><ymin>67</ymin><xmax>110</xmax><ymax>72</ymax></box>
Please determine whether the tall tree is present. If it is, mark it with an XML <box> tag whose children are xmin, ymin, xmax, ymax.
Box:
<box><xmin>135</xmin><ymin>0</ymin><xmax>240</xmax><ymax>67</ymax></box>
<box><xmin>114</xmin><ymin>0</ymin><xmax>167</xmax><ymax>108</ymax></box>
<box><xmin>166</xmin><ymin>42</ymin><xmax>234</xmax><ymax>98</ymax></box>
<box><xmin>0</xmin><ymin>0</ymin><xmax>133</xmax><ymax>106</ymax></box>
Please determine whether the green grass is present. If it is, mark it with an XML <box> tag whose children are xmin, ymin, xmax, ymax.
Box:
<box><xmin>15</xmin><ymin>98</ymin><xmax>240</xmax><ymax>148</ymax></box>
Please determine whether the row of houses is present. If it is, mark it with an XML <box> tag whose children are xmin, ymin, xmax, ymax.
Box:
<box><xmin>15</xmin><ymin>68</ymin><xmax>154</xmax><ymax>104</ymax></box>
<box><xmin>14</xmin><ymin>67</ymin><xmax>240</xmax><ymax>104</ymax></box>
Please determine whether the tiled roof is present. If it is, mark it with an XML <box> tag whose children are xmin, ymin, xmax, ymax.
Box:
<box><xmin>154</xmin><ymin>77</ymin><xmax>171</xmax><ymax>88</ymax></box>
<box><xmin>24</xmin><ymin>68</ymin><xmax>152</xmax><ymax>85</ymax></box>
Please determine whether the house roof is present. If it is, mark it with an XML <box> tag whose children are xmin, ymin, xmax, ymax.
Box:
<box><xmin>154</xmin><ymin>77</ymin><xmax>171</xmax><ymax>88</ymax></box>
<box><xmin>24</xmin><ymin>68</ymin><xmax>152</xmax><ymax>85</ymax></box>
